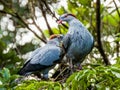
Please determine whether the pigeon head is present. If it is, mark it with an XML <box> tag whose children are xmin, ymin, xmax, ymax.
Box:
<box><xmin>49</xmin><ymin>34</ymin><xmax>64</xmax><ymax>41</ymax></box>
<box><xmin>49</xmin><ymin>34</ymin><xmax>60</xmax><ymax>40</ymax></box>
<box><xmin>57</xmin><ymin>13</ymin><xmax>76</xmax><ymax>24</ymax></box>
<box><xmin>48</xmin><ymin>34</ymin><xmax>64</xmax><ymax>45</ymax></box>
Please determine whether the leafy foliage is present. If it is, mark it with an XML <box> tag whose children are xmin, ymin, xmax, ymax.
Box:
<box><xmin>115</xmin><ymin>33</ymin><xmax>120</xmax><ymax>42</ymax></box>
<box><xmin>15</xmin><ymin>80</ymin><xmax>62</xmax><ymax>90</ymax></box>
<box><xmin>65</xmin><ymin>64</ymin><xmax>120</xmax><ymax>90</ymax></box>
<box><xmin>0</xmin><ymin>39</ymin><xmax>22</xmax><ymax>73</ymax></box>
<box><xmin>0</xmin><ymin>68</ymin><xmax>19</xmax><ymax>89</ymax></box>
<box><xmin>15</xmin><ymin>64</ymin><xmax>120</xmax><ymax>90</ymax></box>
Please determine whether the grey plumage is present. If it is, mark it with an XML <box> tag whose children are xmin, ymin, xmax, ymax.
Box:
<box><xmin>18</xmin><ymin>35</ymin><xmax>65</xmax><ymax>78</ymax></box>
<box><xmin>58</xmin><ymin>13</ymin><xmax>94</xmax><ymax>65</ymax></box>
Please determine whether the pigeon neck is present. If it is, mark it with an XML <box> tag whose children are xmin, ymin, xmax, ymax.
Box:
<box><xmin>68</xmin><ymin>18</ymin><xmax>83</xmax><ymax>27</ymax></box>
<box><xmin>47</xmin><ymin>39</ymin><xmax>59</xmax><ymax>45</ymax></box>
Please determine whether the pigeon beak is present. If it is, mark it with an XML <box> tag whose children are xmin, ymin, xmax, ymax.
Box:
<box><xmin>57</xmin><ymin>20</ymin><xmax>62</xmax><ymax>24</ymax></box>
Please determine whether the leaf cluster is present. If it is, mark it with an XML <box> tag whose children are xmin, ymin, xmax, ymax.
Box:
<box><xmin>15</xmin><ymin>63</ymin><xmax>120</xmax><ymax>90</ymax></box>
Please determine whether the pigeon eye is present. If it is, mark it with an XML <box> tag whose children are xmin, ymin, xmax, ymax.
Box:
<box><xmin>64</xmin><ymin>15</ymin><xmax>68</xmax><ymax>18</ymax></box>
<box><xmin>58</xmin><ymin>36</ymin><xmax>61</xmax><ymax>39</ymax></box>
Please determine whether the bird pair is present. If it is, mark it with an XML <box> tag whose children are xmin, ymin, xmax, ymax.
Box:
<box><xmin>18</xmin><ymin>13</ymin><xmax>94</xmax><ymax>79</ymax></box>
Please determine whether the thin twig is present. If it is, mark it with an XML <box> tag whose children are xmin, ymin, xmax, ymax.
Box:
<box><xmin>54</xmin><ymin>65</ymin><xmax>68</xmax><ymax>81</ymax></box>
<box><xmin>38</xmin><ymin>1</ymin><xmax>53</xmax><ymax>35</ymax></box>
<box><xmin>42</xmin><ymin>0</ymin><xmax>68</xmax><ymax>29</ymax></box>
<box><xmin>0</xmin><ymin>0</ymin><xmax>47</xmax><ymax>43</ymax></box>
<box><xmin>31</xmin><ymin>17</ymin><xmax>47</xmax><ymax>40</ymax></box>
<box><xmin>15</xmin><ymin>13</ymin><xmax>47</xmax><ymax>43</ymax></box>
<box><xmin>0</xmin><ymin>9</ymin><xmax>47</xmax><ymax>43</ymax></box>
<box><xmin>113</xmin><ymin>0</ymin><xmax>120</xmax><ymax>17</ymax></box>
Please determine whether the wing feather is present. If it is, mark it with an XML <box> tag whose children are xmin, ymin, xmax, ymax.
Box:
<box><xmin>63</xmin><ymin>34</ymin><xmax>71</xmax><ymax>51</ymax></box>
<box><xmin>30</xmin><ymin>45</ymin><xmax>61</xmax><ymax>66</ymax></box>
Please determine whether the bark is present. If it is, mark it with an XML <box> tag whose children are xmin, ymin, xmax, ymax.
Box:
<box><xmin>96</xmin><ymin>0</ymin><xmax>110</xmax><ymax>65</ymax></box>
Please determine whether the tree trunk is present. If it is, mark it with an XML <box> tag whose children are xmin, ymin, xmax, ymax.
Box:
<box><xmin>96</xmin><ymin>0</ymin><xmax>110</xmax><ymax>65</ymax></box>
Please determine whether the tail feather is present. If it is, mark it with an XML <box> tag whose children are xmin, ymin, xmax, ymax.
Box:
<box><xmin>18</xmin><ymin>67</ymin><xmax>29</xmax><ymax>75</ymax></box>
<box><xmin>18</xmin><ymin>60</ymin><xmax>32</xmax><ymax>75</ymax></box>
<box><xmin>18</xmin><ymin>62</ymin><xmax>48</xmax><ymax>76</ymax></box>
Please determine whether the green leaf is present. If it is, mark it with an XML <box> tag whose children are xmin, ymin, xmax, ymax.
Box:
<box><xmin>0</xmin><ymin>68</ymin><xmax>11</xmax><ymax>81</ymax></box>
<box><xmin>78</xmin><ymin>0</ymin><xmax>91</xmax><ymax>7</ymax></box>
<box><xmin>57</xmin><ymin>6</ymin><xmax>67</xmax><ymax>15</ymax></box>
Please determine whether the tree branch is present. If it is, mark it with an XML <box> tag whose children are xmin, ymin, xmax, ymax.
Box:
<box><xmin>42</xmin><ymin>0</ymin><xmax>68</xmax><ymax>29</ymax></box>
<box><xmin>0</xmin><ymin>10</ymin><xmax>46</xmax><ymax>43</ymax></box>
<box><xmin>38</xmin><ymin>1</ymin><xmax>53</xmax><ymax>35</ymax></box>
<box><xmin>96</xmin><ymin>0</ymin><xmax>110</xmax><ymax>65</ymax></box>
<box><xmin>113</xmin><ymin>0</ymin><xmax>120</xmax><ymax>17</ymax></box>
<box><xmin>28</xmin><ymin>0</ymin><xmax>47</xmax><ymax>40</ymax></box>
<box><xmin>15</xmin><ymin>13</ymin><xmax>47</xmax><ymax>43</ymax></box>
<box><xmin>31</xmin><ymin>17</ymin><xmax>47</xmax><ymax>40</ymax></box>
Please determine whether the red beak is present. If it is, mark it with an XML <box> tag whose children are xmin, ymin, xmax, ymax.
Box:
<box><xmin>57</xmin><ymin>20</ymin><xmax>62</xmax><ymax>24</ymax></box>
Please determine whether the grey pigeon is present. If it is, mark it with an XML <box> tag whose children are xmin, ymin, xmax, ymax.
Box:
<box><xmin>58</xmin><ymin>13</ymin><xmax>94</xmax><ymax>69</ymax></box>
<box><xmin>18</xmin><ymin>34</ymin><xmax>65</xmax><ymax>78</ymax></box>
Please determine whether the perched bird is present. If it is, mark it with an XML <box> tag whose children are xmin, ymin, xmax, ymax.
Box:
<box><xmin>58</xmin><ymin>13</ymin><xmax>94</xmax><ymax>70</ymax></box>
<box><xmin>18</xmin><ymin>34</ymin><xmax>65</xmax><ymax>78</ymax></box>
